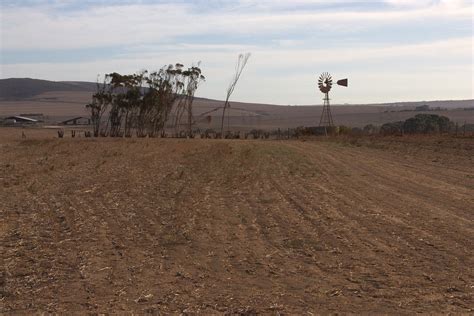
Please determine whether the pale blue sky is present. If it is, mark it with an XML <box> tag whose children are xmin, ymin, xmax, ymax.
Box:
<box><xmin>1</xmin><ymin>0</ymin><xmax>472</xmax><ymax>104</ymax></box>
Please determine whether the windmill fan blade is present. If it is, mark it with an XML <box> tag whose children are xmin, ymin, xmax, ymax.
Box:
<box><xmin>318</xmin><ymin>72</ymin><xmax>336</xmax><ymax>93</ymax></box>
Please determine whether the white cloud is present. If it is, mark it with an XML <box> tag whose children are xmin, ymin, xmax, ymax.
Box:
<box><xmin>384</xmin><ymin>0</ymin><xmax>435</xmax><ymax>8</ymax></box>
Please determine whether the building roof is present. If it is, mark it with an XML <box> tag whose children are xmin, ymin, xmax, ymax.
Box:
<box><xmin>60</xmin><ymin>116</ymin><xmax>90</xmax><ymax>124</ymax></box>
<box><xmin>5</xmin><ymin>116</ymin><xmax>38</xmax><ymax>122</ymax></box>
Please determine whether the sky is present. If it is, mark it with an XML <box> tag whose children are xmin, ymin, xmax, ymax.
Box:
<box><xmin>0</xmin><ymin>0</ymin><xmax>473</xmax><ymax>105</ymax></box>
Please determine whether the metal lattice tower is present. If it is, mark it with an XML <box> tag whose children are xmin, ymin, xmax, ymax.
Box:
<box><xmin>319</xmin><ymin>92</ymin><xmax>334</xmax><ymax>127</ymax></box>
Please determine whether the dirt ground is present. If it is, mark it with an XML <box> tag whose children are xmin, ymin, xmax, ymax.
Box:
<box><xmin>1</xmin><ymin>128</ymin><xmax>473</xmax><ymax>314</ymax></box>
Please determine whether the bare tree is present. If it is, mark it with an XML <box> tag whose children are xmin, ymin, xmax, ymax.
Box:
<box><xmin>220</xmin><ymin>53</ymin><xmax>251</xmax><ymax>137</ymax></box>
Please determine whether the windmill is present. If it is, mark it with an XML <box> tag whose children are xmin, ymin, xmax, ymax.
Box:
<box><xmin>318</xmin><ymin>72</ymin><xmax>348</xmax><ymax>127</ymax></box>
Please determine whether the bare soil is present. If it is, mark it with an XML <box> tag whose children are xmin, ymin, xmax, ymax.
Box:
<box><xmin>1</xmin><ymin>129</ymin><xmax>473</xmax><ymax>314</ymax></box>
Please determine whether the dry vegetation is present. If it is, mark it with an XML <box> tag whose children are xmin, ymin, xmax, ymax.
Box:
<box><xmin>1</xmin><ymin>128</ymin><xmax>473</xmax><ymax>314</ymax></box>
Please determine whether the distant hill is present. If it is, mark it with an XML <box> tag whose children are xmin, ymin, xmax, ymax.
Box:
<box><xmin>1</xmin><ymin>78</ymin><xmax>473</xmax><ymax>127</ymax></box>
<box><xmin>0</xmin><ymin>78</ymin><xmax>97</xmax><ymax>100</ymax></box>
<box><xmin>2</xmin><ymin>78</ymin><xmax>472</xmax><ymax>109</ymax></box>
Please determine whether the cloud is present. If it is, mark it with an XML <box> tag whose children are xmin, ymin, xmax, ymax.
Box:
<box><xmin>1</xmin><ymin>1</ymin><xmax>471</xmax><ymax>50</ymax></box>
<box><xmin>383</xmin><ymin>0</ymin><xmax>436</xmax><ymax>8</ymax></box>
<box><xmin>1</xmin><ymin>0</ymin><xmax>472</xmax><ymax>104</ymax></box>
<box><xmin>1</xmin><ymin>36</ymin><xmax>471</xmax><ymax>104</ymax></box>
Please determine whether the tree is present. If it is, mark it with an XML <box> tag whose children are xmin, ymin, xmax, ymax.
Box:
<box><xmin>106</xmin><ymin>71</ymin><xmax>146</xmax><ymax>137</ymax></box>
<box><xmin>173</xmin><ymin>64</ymin><xmax>205</xmax><ymax>137</ymax></box>
<box><xmin>86</xmin><ymin>77</ymin><xmax>112</xmax><ymax>137</ymax></box>
<box><xmin>85</xmin><ymin>63</ymin><xmax>204</xmax><ymax>138</ymax></box>
<box><xmin>220</xmin><ymin>53</ymin><xmax>251</xmax><ymax>137</ymax></box>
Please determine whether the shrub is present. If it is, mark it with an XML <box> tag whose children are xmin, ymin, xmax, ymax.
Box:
<box><xmin>380</xmin><ymin>121</ymin><xmax>403</xmax><ymax>136</ymax></box>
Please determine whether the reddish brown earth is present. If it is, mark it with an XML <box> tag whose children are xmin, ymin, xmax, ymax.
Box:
<box><xmin>1</xmin><ymin>129</ymin><xmax>473</xmax><ymax>314</ymax></box>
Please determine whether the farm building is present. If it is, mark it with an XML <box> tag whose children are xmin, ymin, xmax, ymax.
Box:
<box><xmin>60</xmin><ymin>116</ymin><xmax>91</xmax><ymax>125</ymax></box>
<box><xmin>4</xmin><ymin>116</ymin><xmax>39</xmax><ymax>124</ymax></box>
<box><xmin>20</xmin><ymin>113</ymin><xmax>44</xmax><ymax>121</ymax></box>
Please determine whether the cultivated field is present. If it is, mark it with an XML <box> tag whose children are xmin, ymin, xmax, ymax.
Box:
<box><xmin>1</xmin><ymin>129</ymin><xmax>473</xmax><ymax>313</ymax></box>
<box><xmin>1</xmin><ymin>89</ymin><xmax>473</xmax><ymax>129</ymax></box>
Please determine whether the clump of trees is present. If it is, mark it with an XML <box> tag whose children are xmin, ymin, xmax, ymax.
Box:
<box><xmin>86</xmin><ymin>64</ymin><xmax>204</xmax><ymax>137</ymax></box>
<box><xmin>381</xmin><ymin>114</ymin><xmax>453</xmax><ymax>136</ymax></box>
<box><xmin>289</xmin><ymin>114</ymin><xmax>456</xmax><ymax>138</ymax></box>
<box><xmin>402</xmin><ymin>114</ymin><xmax>452</xmax><ymax>134</ymax></box>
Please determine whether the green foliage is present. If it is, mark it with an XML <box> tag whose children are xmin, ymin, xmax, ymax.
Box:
<box><xmin>380</xmin><ymin>114</ymin><xmax>453</xmax><ymax>136</ymax></box>
<box><xmin>380</xmin><ymin>121</ymin><xmax>403</xmax><ymax>136</ymax></box>
<box><xmin>403</xmin><ymin>114</ymin><xmax>452</xmax><ymax>134</ymax></box>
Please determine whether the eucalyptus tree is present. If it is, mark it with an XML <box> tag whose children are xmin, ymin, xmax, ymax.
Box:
<box><xmin>106</xmin><ymin>71</ymin><xmax>146</xmax><ymax>137</ymax></box>
<box><xmin>144</xmin><ymin>64</ymin><xmax>185</xmax><ymax>137</ymax></box>
<box><xmin>174</xmin><ymin>64</ymin><xmax>206</xmax><ymax>136</ymax></box>
<box><xmin>86</xmin><ymin>63</ymin><xmax>204</xmax><ymax>137</ymax></box>
<box><xmin>86</xmin><ymin>77</ymin><xmax>112</xmax><ymax>137</ymax></box>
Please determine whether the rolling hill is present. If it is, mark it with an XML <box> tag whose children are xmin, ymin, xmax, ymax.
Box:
<box><xmin>0</xmin><ymin>78</ymin><xmax>473</xmax><ymax>128</ymax></box>
<box><xmin>0</xmin><ymin>78</ymin><xmax>97</xmax><ymax>100</ymax></box>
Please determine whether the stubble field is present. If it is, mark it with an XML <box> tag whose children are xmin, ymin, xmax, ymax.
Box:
<box><xmin>1</xmin><ymin>128</ymin><xmax>473</xmax><ymax>314</ymax></box>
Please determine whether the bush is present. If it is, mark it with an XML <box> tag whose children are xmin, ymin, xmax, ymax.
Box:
<box><xmin>338</xmin><ymin>125</ymin><xmax>352</xmax><ymax>135</ymax></box>
<box><xmin>380</xmin><ymin>121</ymin><xmax>403</xmax><ymax>136</ymax></box>
<box><xmin>363</xmin><ymin>124</ymin><xmax>378</xmax><ymax>135</ymax></box>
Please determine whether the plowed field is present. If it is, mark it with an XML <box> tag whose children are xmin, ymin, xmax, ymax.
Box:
<box><xmin>1</xmin><ymin>132</ymin><xmax>473</xmax><ymax>314</ymax></box>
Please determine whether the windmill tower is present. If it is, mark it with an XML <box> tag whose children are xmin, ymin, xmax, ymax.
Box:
<box><xmin>317</xmin><ymin>72</ymin><xmax>348</xmax><ymax>127</ymax></box>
